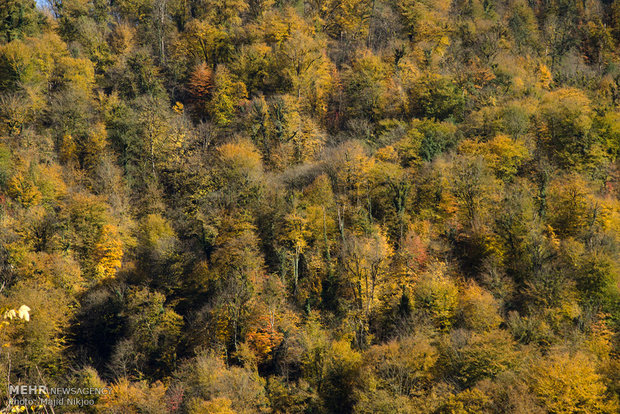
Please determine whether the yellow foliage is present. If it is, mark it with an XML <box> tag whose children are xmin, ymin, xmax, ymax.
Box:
<box><xmin>173</xmin><ymin>101</ymin><xmax>184</xmax><ymax>114</ymax></box>
<box><xmin>188</xmin><ymin>397</ymin><xmax>237</xmax><ymax>414</ymax></box>
<box><xmin>94</xmin><ymin>225</ymin><xmax>123</xmax><ymax>280</ymax></box>
<box><xmin>108</xmin><ymin>22</ymin><xmax>136</xmax><ymax>55</ymax></box>
<box><xmin>59</xmin><ymin>133</ymin><xmax>77</xmax><ymax>164</ymax></box>
<box><xmin>366</xmin><ymin>334</ymin><xmax>438</xmax><ymax>395</ymax></box>
<box><xmin>218</xmin><ymin>139</ymin><xmax>263</xmax><ymax>179</ymax></box>
<box><xmin>210</xmin><ymin>66</ymin><xmax>248</xmax><ymax>126</ymax></box>
<box><xmin>138</xmin><ymin>214</ymin><xmax>176</xmax><ymax>251</ymax></box>
<box><xmin>283</xmin><ymin>211</ymin><xmax>310</xmax><ymax>253</ymax></box>
<box><xmin>413</xmin><ymin>262</ymin><xmax>458</xmax><ymax>330</ymax></box>
<box><xmin>97</xmin><ymin>379</ymin><xmax>168</xmax><ymax>413</ymax></box>
<box><xmin>6</xmin><ymin>172</ymin><xmax>41</xmax><ymax>207</ymax></box>
<box><xmin>459</xmin><ymin>134</ymin><xmax>529</xmax><ymax>180</ymax></box>
<box><xmin>330</xmin><ymin>140</ymin><xmax>375</xmax><ymax>199</ymax></box>
<box><xmin>398</xmin><ymin>0</ymin><xmax>452</xmax><ymax>53</ymax></box>
<box><xmin>342</xmin><ymin>228</ymin><xmax>393</xmax><ymax>327</ymax></box>
<box><xmin>0</xmin><ymin>32</ymin><xmax>95</xmax><ymax>97</ymax></box>
<box><xmin>83</xmin><ymin>122</ymin><xmax>108</xmax><ymax>169</ymax></box>
<box><xmin>458</xmin><ymin>281</ymin><xmax>502</xmax><ymax>331</ymax></box>
<box><xmin>18</xmin><ymin>251</ymin><xmax>84</xmax><ymax>293</ymax></box>
<box><xmin>54</xmin><ymin>56</ymin><xmax>95</xmax><ymax>95</ymax></box>
<box><xmin>529</xmin><ymin>352</ymin><xmax>618</xmax><ymax>413</ymax></box>
<box><xmin>34</xmin><ymin>164</ymin><xmax>67</xmax><ymax>202</ymax></box>
<box><xmin>537</xmin><ymin>64</ymin><xmax>552</xmax><ymax>89</ymax></box>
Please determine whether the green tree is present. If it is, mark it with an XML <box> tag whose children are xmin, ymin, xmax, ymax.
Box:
<box><xmin>0</xmin><ymin>0</ymin><xmax>45</xmax><ymax>43</ymax></box>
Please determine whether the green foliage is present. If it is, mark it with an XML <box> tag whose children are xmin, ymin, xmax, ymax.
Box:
<box><xmin>0</xmin><ymin>0</ymin><xmax>45</xmax><ymax>43</ymax></box>
<box><xmin>413</xmin><ymin>264</ymin><xmax>458</xmax><ymax>330</ymax></box>
<box><xmin>111</xmin><ymin>287</ymin><xmax>183</xmax><ymax>379</ymax></box>
<box><xmin>408</xmin><ymin>74</ymin><xmax>465</xmax><ymax>121</ymax></box>
<box><xmin>539</xmin><ymin>88</ymin><xmax>608</xmax><ymax>171</ymax></box>
<box><xmin>413</xmin><ymin>119</ymin><xmax>459</xmax><ymax>162</ymax></box>
<box><xmin>438</xmin><ymin>329</ymin><xmax>519</xmax><ymax>388</ymax></box>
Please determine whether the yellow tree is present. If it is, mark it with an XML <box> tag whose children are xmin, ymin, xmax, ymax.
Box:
<box><xmin>93</xmin><ymin>224</ymin><xmax>123</xmax><ymax>281</ymax></box>
<box><xmin>539</xmin><ymin>88</ymin><xmax>599</xmax><ymax>170</ymax></box>
<box><xmin>209</xmin><ymin>66</ymin><xmax>247</xmax><ymax>127</ymax></box>
<box><xmin>303</xmin><ymin>173</ymin><xmax>337</xmax><ymax>273</ymax></box>
<box><xmin>135</xmin><ymin>95</ymin><xmax>172</xmax><ymax>179</ymax></box>
<box><xmin>529</xmin><ymin>351</ymin><xmax>618</xmax><ymax>413</ymax></box>
<box><xmin>282</xmin><ymin>209</ymin><xmax>310</xmax><ymax>293</ymax></box>
<box><xmin>397</xmin><ymin>0</ymin><xmax>451</xmax><ymax>55</ymax></box>
<box><xmin>458</xmin><ymin>134</ymin><xmax>530</xmax><ymax>181</ymax></box>
<box><xmin>0</xmin><ymin>303</ymin><xmax>31</xmax><ymax>413</ymax></box>
<box><xmin>329</xmin><ymin>140</ymin><xmax>374</xmax><ymax>211</ymax></box>
<box><xmin>413</xmin><ymin>262</ymin><xmax>458</xmax><ymax>330</ymax></box>
<box><xmin>194</xmin><ymin>0</ymin><xmax>247</xmax><ymax>26</ymax></box>
<box><xmin>179</xmin><ymin>19</ymin><xmax>231</xmax><ymax>69</ymax></box>
<box><xmin>276</xmin><ymin>25</ymin><xmax>333</xmax><ymax>112</ymax></box>
<box><xmin>342</xmin><ymin>226</ymin><xmax>392</xmax><ymax>346</ymax></box>
<box><xmin>305</xmin><ymin>0</ymin><xmax>374</xmax><ymax>41</ymax></box>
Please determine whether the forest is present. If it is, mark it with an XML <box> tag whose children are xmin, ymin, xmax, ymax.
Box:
<box><xmin>1</xmin><ymin>0</ymin><xmax>620</xmax><ymax>412</ymax></box>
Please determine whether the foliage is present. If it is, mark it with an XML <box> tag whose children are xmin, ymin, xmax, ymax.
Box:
<box><xmin>0</xmin><ymin>1</ymin><xmax>619</xmax><ymax>413</ymax></box>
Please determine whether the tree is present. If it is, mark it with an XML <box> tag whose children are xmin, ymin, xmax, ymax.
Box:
<box><xmin>247</xmin><ymin>95</ymin><xmax>326</xmax><ymax>168</ymax></box>
<box><xmin>93</xmin><ymin>224</ymin><xmax>123</xmax><ymax>280</ymax></box>
<box><xmin>180</xmin><ymin>19</ymin><xmax>233</xmax><ymax>69</ymax></box>
<box><xmin>281</xmin><ymin>209</ymin><xmax>310</xmax><ymax>293</ymax></box>
<box><xmin>539</xmin><ymin>88</ymin><xmax>605</xmax><ymax>171</ymax></box>
<box><xmin>397</xmin><ymin>0</ymin><xmax>451</xmax><ymax>56</ymax></box>
<box><xmin>342</xmin><ymin>49</ymin><xmax>393</xmax><ymax>122</ymax></box>
<box><xmin>209</xmin><ymin>65</ymin><xmax>247</xmax><ymax>126</ymax></box>
<box><xmin>213</xmin><ymin>138</ymin><xmax>263</xmax><ymax>207</ymax></box>
<box><xmin>111</xmin><ymin>287</ymin><xmax>183</xmax><ymax>380</ymax></box>
<box><xmin>245</xmin><ymin>274</ymin><xmax>292</xmax><ymax>363</ymax></box>
<box><xmin>370</xmin><ymin>158</ymin><xmax>412</xmax><ymax>243</ymax></box>
<box><xmin>507</xmin><ymin>0</ymin><xmax>540</xmax><ymax>54</ymax></box>
<box><xmin>2</xmin><ymin>281</ymin><xmax>72</xmax><ymax>375</ymax></box>
<box><xmin>408</xmin><ymin>74</ymin><xmax>464</xmax><ymax>121</ymax></box>
<box><xmin>458</xmin><ymin>134</ymin><xmax>529</xmax><ymax>181</ymax></box>
<box><xmin>187</xmin><ymin>62</ymin><xmax>214</xmax><ymax>120</ymax></box>
<box><xmin>135</xmin><ymin>95</ymin><xmax>173</xmax><ymax>180</ymax></box>
<box><xmin>413</xmin><ymin>118</ymin><xmax>459</xmax><ymax>162</ymax></box>
<box><xmin>193</xmin><ymin>0</ymin><xmax>248</xmax><ymax>26</ymax></box>
<box><xmin>436</xmin><ymin>388</ymin><xmax>493</xmax><ymax>414</ymax></box>
<box><xmin>174</xmin><ymin>352</ymin><xmax>269</xmax><ymax>414</ymax></box>
<box><xmin>449</xmin><ymin>154</ymin><xmax>497</xmax><ymax>230</ymax></box>
<box><xmin>0</xmin><ymin>0</ymin><xmax>45</xmax><ymax>43</ymax></box>
<box><xmin>206</xmin><ymin>215</ymin><xmax>265</xmax><ymax>352</ymax></box>
<box><xmin>365</xmin><ymin>333</ymin><xmax>438</xmax><ymax>397</ymax></box>
<box><xmin>305</xmin><ymin>0</ymin><xmax>374</xmax><ymax>41</ymax></box>
<box><xmin>320</xmin><ymin>338</ymin><xmax>365</xmax><ymax>413</ymax></box>
<box><xmin>528</xmin><ymin>351</ymin><xmax>618</xmax><ymax>414</ymax></box>
<box><xmin>96</xmin><ymin>378</ymin><xmax>169</xmax><ymax>414</ymax></box>
<box><xmin>274</xmin><ymin>21</ymin><xmax>333</xmax><ymax>111</ymax></box>
<box><xmin>342</xmin><ymin>227</ymin><xmax>392</xmax><ymax>346</ymax></box>
<box><xmin>60</xmin><ymin>192</ymin><xmax>110</xmax><ymax>279</ymax></box>
<box><xmin>438</xmin><ymin>329</ymin><xmax>519</xmax><ymax>389</ymax></box>
<box><xmin>546</xmin><ymin>174</ymin><xmax>592</xmax><ymax>239</ymax></box>
<box><xmin>457</xmin><ymin>281</ymin><xmax>502</xmax><ymax>332</ymax></box>
<box><xmin>413</xmin><ymin>263</ymin><xmax>458</xmax><ymax>330</ymax></box>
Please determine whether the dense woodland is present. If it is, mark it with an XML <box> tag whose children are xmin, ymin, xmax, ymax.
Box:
<box><xmin>1</xmin><ymin>0</ymin><xmax>620</xmax><ymax>412</ymax></box>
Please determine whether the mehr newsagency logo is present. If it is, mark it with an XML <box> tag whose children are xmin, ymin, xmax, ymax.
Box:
<box><xmin>6</xmin><ymin>385</ymin><xmax>113</xmax><ymax>410</ymax></box>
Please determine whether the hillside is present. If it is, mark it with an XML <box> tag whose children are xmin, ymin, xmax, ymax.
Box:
<box><xmin>1</xmin><ymin>0</ymin><xmax>620</xmax><ymax>413</ymax></box>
